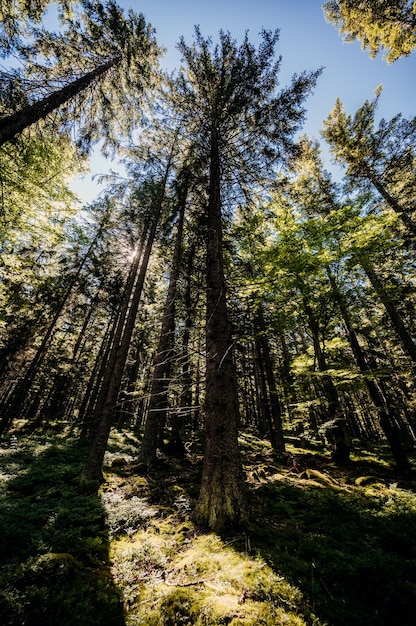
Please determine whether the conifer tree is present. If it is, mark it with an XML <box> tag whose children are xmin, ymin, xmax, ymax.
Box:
<box><xmin>322</xmin><ymin>92</ymin><xmax>416</xmax><ymax>238</ymax></box>
<box><xmin>169</xmin><ymin>28</ymin><xmax>320</xmax><ymax>529</ymax></box>
<box><xmin>323</xmin><ymin>0</ymin><xmax>416</xmax><ymax>62</ymax></box>
<box><xmin>0</xmin><ymin>1</ymin><xmax>160</xmax><ymax>151</ymax></box>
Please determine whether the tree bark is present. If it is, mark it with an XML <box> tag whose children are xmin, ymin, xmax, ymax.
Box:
<box><xmin>328</xmin><ymin>269</ymin><xmax>411</xmax><ymax>473</ymax></box>
<box><xmin>137</xmin><ymin>177</ymin><xmax>187</xmax><ymax>467</ymax></box>
<box><xmin>192</xmin><ymin>128</ymin><xmax>247</xmax><ymax>530</ymax></box>
<box><xmin>0</xmin><ymin>56</ymin><xmax>121</xmax><ymax>146</ymax></box>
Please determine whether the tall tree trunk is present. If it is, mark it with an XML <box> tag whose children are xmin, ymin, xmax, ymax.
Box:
<box><xmin>193</xmin><ymin>129</ymin><xmax>247</xmax><ymax>531</ymax></box>
<box><xmin>328</xmin><ymin>269</ymin><xmax>411</xmax><ymax>473</ymax></box>
<box><xmin>79</xmin><ymin>311</ymin><xmax>118</xmax><ymax>436</ymax></box>
<box><xmin>81</xmin><ymin>161</ymin><xmax>172</xmax><ymax>484</ymax></box>
<box><xmin>278</xmin><ymin>328</ymin><xmax>298</xmax><ymax>424</ymax></box>
<box><xmin>359</xmin><ymin>254</ymin><xmax>416</xmax><ymax>363</ymax></box>
<box><xmin>0</xmin><ymin>56</ymin><xmax>121</xmax><ymax>146</ymax></box>
<box><xmin>116</xmin><ymin>330</ymin><xmax>146</xmax><ymax>429</ymax></box>
<box><xmin>172</xmin><ymin>242</ymin><xmax>197</xmax><ymax>438</ymax></box>
<box><xmin>253</xmin><ymin>305</ymin><xmax>285</xmax><ymax>452</ymax></box>
<box><xmin>137</xmin><ymin>177</ymin><xmax>187</xmax><ymax>467</ymax></box>
<box><xmin>301</xmin><ymin>294</ymin><xmax>351</xmax><ymax>463</ymax></box>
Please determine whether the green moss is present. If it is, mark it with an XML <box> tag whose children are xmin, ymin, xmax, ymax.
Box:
<box><xmin>303</xmin><ymin>469</ymin><xmax>339</xmax><ymax>486</ymax></box>
<box><xmin>354</xmin><ymin>475</ymin><xmax>385</xmax><ymax>487</ymax></box>
<box><xmin>141</xmin><ymin>588</ymin><xmax>213</xmax><ymax>625</ymax></box>
<box><xmin>2</xmin><ymin>430</ymin><xmax>416</xmax><ymax>626</ymax></box>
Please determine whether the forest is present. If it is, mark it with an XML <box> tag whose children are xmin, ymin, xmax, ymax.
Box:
<box><xmin>0</xmin><ymin>1</ymin><xmax>416</xmax><ymax>624</ymax></box>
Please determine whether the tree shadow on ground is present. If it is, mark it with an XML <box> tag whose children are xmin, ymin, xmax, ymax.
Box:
<box><xmin>241</xmin><ymin>454</ymin><xmax>416</xmax><ymax>626</ymax></box>
<box><xmin>0</xmin><ymin>436</ymin><xmax>125</xmax><ymax>626</ymax></box>
<box><xmin>103</xmin><ymin>431</ymin><xmax>416</xmax><ymax>625</ymax></box>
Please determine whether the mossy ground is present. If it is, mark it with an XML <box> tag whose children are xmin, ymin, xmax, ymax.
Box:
<box><xmin>0</xmin><ymin>429</ymin><xmax>415</xmax><ymax>625</ymax></box>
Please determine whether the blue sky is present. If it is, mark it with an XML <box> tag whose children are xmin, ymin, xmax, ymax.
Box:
<box><xmin>73</xmin><ymin>0</ymin><xmax>416</xmax><ymax>202</ymax></box>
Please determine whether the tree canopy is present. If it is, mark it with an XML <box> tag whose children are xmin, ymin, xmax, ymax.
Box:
<box><xmin>323</xmin><ymin>0</ymin><xmax>416</xmax><ymax>62</ymax></box>
<box><xmin>0</xmin><ymin>1</ymin><xmax>161</xmax><ymax>152</ymax></box>
<box><xmin>0</xmin><ymin>6</ymin><xmax>415</xmax><ymax>623</ymax></box>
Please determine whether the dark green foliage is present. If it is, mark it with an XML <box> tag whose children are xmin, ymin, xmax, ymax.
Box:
<box><xmin>0</xmin><ymin>0</ymin><xmax>161</xmax><ymax>151</ymax></box>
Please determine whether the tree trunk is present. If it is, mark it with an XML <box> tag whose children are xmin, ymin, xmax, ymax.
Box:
<box><xmin>115</xmin><ymin>330</ymin><xmax>146</xmax><ymax>429</ymax></box>
<box><xmin>81</xmin><ymin>159</ymin><xmax>173</xmax><ymax>484</ymax></box>
<box><xmin>328</xmin><ymin>269</ymin><xmax>411</xmax><ymax>473</ymax></box>
<box><xmin>0</xmin><ymin>56</ymin><xmax>121</xmax><ymax>146</ymax></box>
<box><xmin>169</xmin><ymin>241</ymin><xmax>196</xmax><ymax>442</ymax></box>
<box><xmin>360</xmin><ymin>254</ymin><xmax>416</xmax><ymax>363</ymax></box>
<box><xmin>302</xmin><ymin>294</ymin><xmax>351</xmax><ymax>464</ymax></box>
<box><xmin>78</xmin><ymin>311</ymin><xmax>119</xmax><ymax>436</ymax></box>
<box><xmin>81</xmin><ymin>227</ymin><xmax>148</xmax><ymax>436</ymax></box>
<box><xmin>137</xmin><ymin>177</ymin><xmax>187</xmax><ymax>467</ymax></box>
<box><xmin>255</xmin><ymin>338</ymin><xmax>273</xmax><ymax>437</ymax></box>
<box><xmin>363</xmin><ymin>164</ymin><xmax>416</xmax><ymax>237</ymax></box>
<box><xmin>253</xmin><ymin>306</ymin><xmax>285</xmax><ymax>452</ymax></box>
<box><xmin>192</xmin><ymin>128</ymin><xmax>247</xmax><ymax>531</ymax></box>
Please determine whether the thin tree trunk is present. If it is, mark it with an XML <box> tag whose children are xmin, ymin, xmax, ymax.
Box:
<box><xmin>116</xmin><ymin>330</ymin><xmax>146</xmax><ymax>429</ymax></box>
<box><xmin>327</xmin><ymin>270</ymin><xmax>411</xmax><ymax>473</ymax></box>
<box><xmin>193</xmin><ymin>128</ymin><xmax>247</xmax><ymax>530</ymax></box>
<box><xmin>81</xmin><ymin>227</ymin><xmax>148</xmax><ymax>436</ymax></box>
<box><xmin>253</xmin><ymin>306</ymin><xmax>285</xmax><ymax>452</ymax></box>
<box><xmin>81</xmin><ymin>159</ymin><xmax>173</xmax><ymax>484</ymax></box>
<box><xmin>360</xmin><ymin>254</ymin><xmax>416</xmax><ymax>363</ymax></box>
<box><xmin>0</xmin><ymin>56</ymin><xmax>121</xmax><ymax>146</ymax></box>
<box><xmin>301</xmin><ymin>293</ymin><xmax>351</xmax><ymax>463</ymax></box>
<box><xmin>137</xmin><ymin>177</ymin><xmax>187</xmax><ymax>467</ymax></box>
<box><xmin>171</xmin><ymin>242</ymin><xmax>196</xmax><ymax>439</ymax></box>
<box><xmin>363</xmin><ymin>164</ymin><xmax>416</xmax><ymax>237</ymax></box>
<box><xmin>78</xmin><ymin>312</ymin><xmax>118</xmax><ymax>436</ymax></box>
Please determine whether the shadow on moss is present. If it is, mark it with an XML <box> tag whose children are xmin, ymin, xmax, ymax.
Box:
<box><xmin>243</xmin><ymin>470</ymin><xmax>416</xmax><ymax>626</ymax></box>
<box><xmin>0</xmin><ymin>437</ymin><xmax>125</xmax><ymax>626</ymax></box>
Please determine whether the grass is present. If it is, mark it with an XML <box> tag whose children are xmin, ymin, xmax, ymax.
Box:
<box><xmin>0</xmin><ymin>428</ymin><xmax>415</xmax><ymax>625</ymax></box>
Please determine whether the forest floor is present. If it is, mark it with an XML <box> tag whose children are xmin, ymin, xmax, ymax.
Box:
<box><xmin>0</xmin><ymin>428</ymin><xmax>415</xmax><ymax>626</ymax></box>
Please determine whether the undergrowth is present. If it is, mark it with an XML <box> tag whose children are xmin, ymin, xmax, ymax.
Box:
<box><xmin>0</xmin><ymin>429</ymin><xmax>415</xmax><ymax>625</ymax></box>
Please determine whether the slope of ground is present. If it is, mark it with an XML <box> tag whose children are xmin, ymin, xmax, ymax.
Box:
<box><xmin>0</xmin><ymin>428</ymin><xmax>415</xmax><ymax>625</ymax></box>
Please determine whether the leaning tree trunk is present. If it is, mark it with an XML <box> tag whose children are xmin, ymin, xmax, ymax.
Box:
<box><xmin>81</xmin><ymin>159</ymin><xmax>173</xmax><ymax>485</ymax></box>
<box><xmin>362</xmin><ymin>163</ymin><xmax>416</xmax><ymax>238</ymax></box>
<box><xmin>0</xmin><ymin>56</ymin><xmax>121</xmax><ymax>146</ymax></box>
<box><xmin>192</xmin><ymin>128</ymin><xmax>247</xmax><ymax>531</ymax></box>
<box><xmin>327</xmin><ymin>269</ymin><xmax>411</xmax><ymax>474</ymax></box>
<box><xmin>359</xmin><ymin>253</ymin><xmax>416</xmax><ymax>363</ymax></box>
<box><xmin>137</xmin><ymin>175</ymin><xmax>188</xmax><ymax>467</ymax></box>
